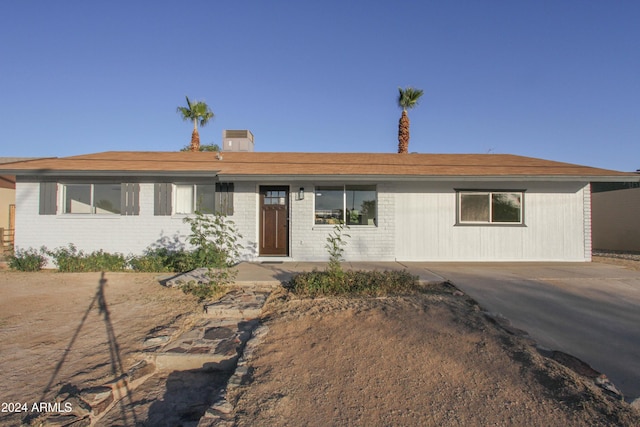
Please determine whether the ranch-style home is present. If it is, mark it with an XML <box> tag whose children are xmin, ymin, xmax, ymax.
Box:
<box><xmin>2</xmin><ymin>137</ymin><xmax>638</xmax><ymax>263</ymax></box>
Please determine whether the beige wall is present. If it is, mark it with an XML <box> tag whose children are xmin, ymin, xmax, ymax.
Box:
<box><xmin>592</xmin><ymin>187</ymin><xmax>640</xmax><ymax>252</ymax></box>
<box><xmin>0</xmin><ymin>187</ymin><xmax>15</xmax><ymax>230</ymax></box>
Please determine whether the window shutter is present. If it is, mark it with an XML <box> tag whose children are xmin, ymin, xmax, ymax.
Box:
<box><xmin>154</xmin><ymin>183</ymin><xmax>172</xmax><ymax>215</ymax></box>
<box><xmin>39</xmin><ymin>182</ymin><xmax>57</xmax><ymax>215</ymax></box>
<box><xmin>121</xmin><ymin>183</ymin><xmax>140</xmax><ymax>215</ymax></box>
<box><xmin>215</xmin><ymin>183</ymin><xmax>234</xmax><ymax>215</ymax></box>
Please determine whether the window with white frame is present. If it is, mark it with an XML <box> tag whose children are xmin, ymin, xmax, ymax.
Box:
<box><xmin>174</xmin><ymin>184</ymin><xmax>215</xmax><ymax>214</ymax></box>
<box><xmin>315</xmin><ymin>185</ymin><xmax>377</xmax><ymax>225</ymax></box>
<box><xmin>458</xmin><ymin>191</ymin><xmax>524</xmax><ymax>224</ymax></box>
<box><xmin>63</xmin><ymin>184</ymin><xmax>121</xmax><ymax>214</ymax></box>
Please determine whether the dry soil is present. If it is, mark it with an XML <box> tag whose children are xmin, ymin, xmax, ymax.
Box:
<box><xmin>229</xmin><ymin>282</ymin><xmax>639</xmax><ymax>426</ymax></box>
<box><xmin>1</xmin><ymin>262</ymin><xmax>639</xmax><ymax>426</ymax></box>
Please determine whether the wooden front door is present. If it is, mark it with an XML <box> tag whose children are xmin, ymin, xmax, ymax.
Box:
<box><xmin>259</xmin><ymin>186</ymin><xmax>289</xmax><ymax>256</ymax></box>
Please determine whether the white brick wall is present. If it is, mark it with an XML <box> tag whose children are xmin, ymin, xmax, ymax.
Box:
<box><xmin>16</xmin><ymin>183</ymin><xmax>195</xmax><ymax>266</ymax></box>
<box><xmin>231</xmin><ymin>182</ymin><xmax>258</xmax><ymax>260</ymax></box>
<box><xmin>289</xmin><ymin>182</ymin><xmax>395</xmax><ymax>261</ymax></box>
<box><xmin>15</xmin><ymin>179</ymin><xmax>593</xmax><ymax>265</ymax></box>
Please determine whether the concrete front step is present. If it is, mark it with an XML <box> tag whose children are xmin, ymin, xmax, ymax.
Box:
<box><xmin>203</xmin><ymin>289</ymin><xmax>270</xmax><ymax>319</ymax></box>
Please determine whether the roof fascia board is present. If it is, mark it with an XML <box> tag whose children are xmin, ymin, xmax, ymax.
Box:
<box><xmin>220</xmin><ymin>174</ymin><xmax>640</xmax><ymax>183</ymax></box>
<box><xmin>6</xmin><ymin>170</ymin><xmax>221</xmax><ymax>178</ymax></box>
<box><xmin>5</xmin><ymin>170</ymin><xmax>637</xmax><ymax>183</ymax></box>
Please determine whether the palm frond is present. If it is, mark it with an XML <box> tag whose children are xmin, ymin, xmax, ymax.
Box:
<box><xmin>397</xmin><ymin>86</ymin><xmax>424</xmax><ymax>110</ymax></box>
<box><xmin>176</xmin><ymin>97</ymin><xmax>215</xmax><ymax>125</ymax></box>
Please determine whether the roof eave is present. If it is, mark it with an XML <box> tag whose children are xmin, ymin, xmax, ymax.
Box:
<box><xmin>7</xmin><ymin>169</ymin><xmax>221</xmax><ymax>178</ymax></box>
<box><xmin>221</xmin><ymin>174</ymin><xmax>640</xmax><ymax>183</ymax></box>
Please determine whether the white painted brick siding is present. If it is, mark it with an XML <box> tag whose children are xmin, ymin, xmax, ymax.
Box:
<box><xmin>17</xmin><ymin>183</ymin><xmax>194</xmax><ymax>266</ymax></box>
<box><xmin>289</xmin><ymin>182</ymin><xmax>395</xmax><ymax>261</ymax></box>
<box><xmin>15</xmin><ymin>179</ymin><xmax>593</xmax><ymax>265</ymax></box>
<box><xmin>231</xmin><ymin>182</ymin><xmax>258</xmax><ymax>260</ymax></box>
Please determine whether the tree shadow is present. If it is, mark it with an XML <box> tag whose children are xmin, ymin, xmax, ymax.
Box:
<box><xmin>24</xmin><ymin>272</ymin><xmax>138</xmax><ymax>426</ymax></box>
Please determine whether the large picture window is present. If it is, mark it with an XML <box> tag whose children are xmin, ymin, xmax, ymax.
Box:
<box><xmin>458</xmin><ymin>191</ymin><xmax>523</xmax><ymax>224</ymax></box>
<box><xmin>175</xmin><ymin>184</ymin><xmax>215</xmax><ymax>214</ymax></box>
<box><xmin>63</xmin><ymin>184</ymin><xmax>121</xmax><ymax>214</ymax></box>
<box><xmin>315</xmin><ymin>185</ymin><xmax>377</xmax><ymax>226</ymax></box>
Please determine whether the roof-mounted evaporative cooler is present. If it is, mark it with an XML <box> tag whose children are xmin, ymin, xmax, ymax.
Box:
<box><xmin>222</xmin><ymin>130</ymin><xmax>254</xmax><ymax>152</ymax></box>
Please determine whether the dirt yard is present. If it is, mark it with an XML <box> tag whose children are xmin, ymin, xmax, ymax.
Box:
<box><xmin>229</xmin><ymin>283</ymin><xmax>639</xmax><ymax>427</ymax></box>
<box><xmin>0</xmin><ymin>271</ymin><xmax>202</xmax><ymax>426</ymax></box>
<box><xmin>1</xmin><ymin>261</ymin><xmax>639</xmax><ymax>426</ymax></box>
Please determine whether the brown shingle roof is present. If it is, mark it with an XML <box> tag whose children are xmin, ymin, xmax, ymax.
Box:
<box><xmin>0</xmin><ymin>151</ymin><xmax>637</xmax><ymax>180</ymax></box>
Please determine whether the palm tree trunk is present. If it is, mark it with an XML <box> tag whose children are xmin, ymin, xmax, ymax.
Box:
<box><xmin>398</xmin><ymin>110</ymin><xmax>410</xmax><ymax>153</ymax></box>
<box><xmin>190</xmin><ymin>129</ymin><xmax>200</xmax><ymax>152</ymax></box>
<box><xmin>189</xmin><ymin>118</ymin><xmax>200</xmax><ymax>151</ymax></box>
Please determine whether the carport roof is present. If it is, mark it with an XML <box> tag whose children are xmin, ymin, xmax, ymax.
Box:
<box><xmin>0</xmin><ymin>151</ymin><xmax>638</xmax><ymax>181</ymax></box>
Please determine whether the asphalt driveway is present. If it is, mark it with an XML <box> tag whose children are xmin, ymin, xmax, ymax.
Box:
<box><xmin>419</xmin><ymin>262</ymin><xmax>640</xmax><ymax>403</ymax></box>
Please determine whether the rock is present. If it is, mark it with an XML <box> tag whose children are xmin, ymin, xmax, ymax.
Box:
<box><xmin>104</xmin><ymin>374</ymin><xmax>129</xmax><ymax>390</ymax></box>
<box><xmin>211</xmin><ymin>399</ymin><xmax>234</xmax><ymax>414</ymax></box>
<box><xmin>128</xmin><ymin>360</ymin><xmax>156</xmax><ymax>381</ymax></box>
<box><xmin>61</xmin><ymin>396</ymin><xmax>91</xmax><ymax>418</ymax></box>
<box><xmin>144</xmin><ymin>335</ymin><xmax>170</xmax><ymax>347</ymax></box>
<box><xmin>80</xmin><ymin>386</ymin><xmax>114</xmax><ymax>416</ymax></box>
<box><xmin>594</xmin><ymin>375</ymin><xmax>623</xmax><ymax>397</ymax></box>
<box><xmin>204</xmin><ymin>326</ymin><xmax>236</xmax><ymax>340</ymax></box>
<box><xmin>41</xmin><ymin>414</ymin><xmax>89</xmax><ymax>427</ymax></box>
<box><xmin>79</xmin><ymin>386</ymin><xmax>112</xmax><ymax>403</ymax></box>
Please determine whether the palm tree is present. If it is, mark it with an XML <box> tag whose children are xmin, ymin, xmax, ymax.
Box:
<box><xmin>179</xmin><ymin>142</ymin><xmax>221</xmax><ymax>152</ymax></box>
<box><xmin>177</xmin><ymin>96</ymin><xmax>215</xmax><ymax>151</ymax></box>
<box><xmin>397</xmin><ymin>87</ymin><xmax>424</xmax><ymax>153</ymax></box>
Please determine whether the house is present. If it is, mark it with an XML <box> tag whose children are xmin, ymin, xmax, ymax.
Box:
<box><xmin>1</xmin><ymin>139</ymin><xmax>638</xmax><ymax>263</ymax></box>
<box><xmin>591</xmin><ymin>184</ymin><xmax>640</xmax><ymax>252</ymax></box>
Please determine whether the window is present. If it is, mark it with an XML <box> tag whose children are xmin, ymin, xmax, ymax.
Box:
<box><xmin>458</xmin><ymin>191</ymin><xmax>523</xmax><ymax>224</ymax></box>
<box><xmin>154</xmin><ymin>182</ymin><xmax>234</xmax><ymax>216</ymax></box>
<box><xmin>63</xmin><ymin>184</ymin><xmax>121</xmax><ymax>214</ymax></box>
<box><xmin>174</xmin><ymin>184</ymin><xmax>215</xmax><ymax>214</ymax></box>
<box><xmin>263</xmin><ymin>189</ymin><xmax>287</xmax><ymax>205</ymax></box>
<box><xmin>315</xmin><ymin>185</ymin><xmax>376</xmax><ymax>225</ymax></box>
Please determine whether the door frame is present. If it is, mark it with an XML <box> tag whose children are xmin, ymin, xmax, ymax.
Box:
<box><xmin>258</xmin><ymin>185</ymin><xmax>290</xmax><ymax>257</ymax></box>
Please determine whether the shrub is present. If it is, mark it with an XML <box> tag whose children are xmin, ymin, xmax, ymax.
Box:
<box><xmin>177</xmin><ymin>279</ymin><xmax>226</xmax><ymax>302</ymax></box>
<box><xmin>325</xmin><ymin>222</ymin><xmax>350</xmax><ymax>278</ymax></box>
<box><xmin>47</xmin><ymin>244</ymin><xmax>127</xmax><ymax>272</ymax></box>
<box><xmin>286</xmin><ymin>269</ymin><xmax>420</xmax><ymax>298</ymax></box>
<box><xmin>129</xmin><ymin>248</ymin><xmax>174</xmax><ymax>272</ymax></box>
<box><xmin>183</xmin><ymin>210</ymin><xmax>243</xmax><ymax>268</ymax></box>
<box><xmin>8</xmin><ymin>247</ymin><xmax>47</xmax><ymax>271</ymax></box>
<box><xmin>128</xmin><ymin>247</ymin><xmax>212</xmax><ymax>273</ymax></box>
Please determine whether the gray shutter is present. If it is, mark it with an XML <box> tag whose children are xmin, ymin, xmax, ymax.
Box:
<box><xmin>154</xmin><ymin>183</ymin><xmax>172</xmax><ymax>215</ymax></box>
<box><xmin>215</xmin><ymin>183</ymin><xmax>234</xmax><ymax>215</ymax></box>
<box><xmin>121</xmin><ymin>183</ymin><xmax>140</xmax><ymax>215</ymax></box>
<box><xmin>39</xmin><ymin>182</ymin><xmax>57</xmax><ymax>215</ymax></box>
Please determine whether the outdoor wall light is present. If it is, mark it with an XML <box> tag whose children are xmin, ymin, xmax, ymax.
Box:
<box><xmin>298</xmin><ymin>187</ymin><xmax>305</xmax><ymax>200</ymax></box>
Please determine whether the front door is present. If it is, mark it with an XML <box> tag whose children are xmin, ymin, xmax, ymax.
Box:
<box><xmin>259</xmin><ymin>186</ymin><xmax>289</xmax><ymax>256</ymax></box>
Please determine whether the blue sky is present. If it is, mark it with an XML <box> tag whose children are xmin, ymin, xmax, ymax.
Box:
<box><xmin>1</xmin><ymin>1</ymin><xmax>638</xmax><ymax>172</ymax></box>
